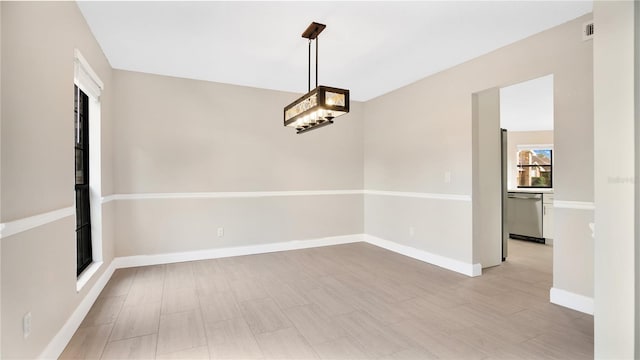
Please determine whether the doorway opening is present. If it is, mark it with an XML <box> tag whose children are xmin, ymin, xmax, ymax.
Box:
<box><xmin>472</xmin><ymin>74</ymin><xmax>555</xmax><ymax>276</ymax></box>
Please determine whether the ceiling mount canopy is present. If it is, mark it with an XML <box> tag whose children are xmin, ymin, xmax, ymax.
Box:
<box><xmin>301</xmin><ymin>22</ymin><xmax>326</xmax><ymax>40</ymax></box>
<box><xmin>284</xmin><ymin>22</ymin><xmax>350</xmax><ymax>134</ymax></box>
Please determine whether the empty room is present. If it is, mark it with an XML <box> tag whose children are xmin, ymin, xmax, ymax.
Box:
<box><xmin>0</xmin><ymin>1</ymin><xmax>637</xmax><ymax>359</ymax></box>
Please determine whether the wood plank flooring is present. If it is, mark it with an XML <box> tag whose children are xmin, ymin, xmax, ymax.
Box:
<box><xmin>60</xmin><ymin>240</ymin><xmax>593</xmax><ymax>359</ymax></box>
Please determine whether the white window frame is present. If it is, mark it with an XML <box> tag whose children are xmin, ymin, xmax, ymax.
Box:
<box><xmin>74</xmin><ymin>49</ymin><xmax>104</xmax><ymax>291</ymax></box>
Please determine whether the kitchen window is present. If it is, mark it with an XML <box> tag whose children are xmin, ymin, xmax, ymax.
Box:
<box><xmin>517</xmin><ymin>148</ymin><xmax>552</xmax><ymax>188</ymax></box>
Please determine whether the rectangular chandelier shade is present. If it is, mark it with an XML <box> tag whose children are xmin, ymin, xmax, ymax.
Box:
<box><xmin>283</xmin><ymin>85</ymin><xmax>350</xmax><ymax>134</ymax></box>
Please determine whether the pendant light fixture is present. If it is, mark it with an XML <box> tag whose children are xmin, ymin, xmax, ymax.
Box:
<box><xmin>284</xmin><ymin>22</ymin><xmax>350</xmax><ymax>134</ymax></box>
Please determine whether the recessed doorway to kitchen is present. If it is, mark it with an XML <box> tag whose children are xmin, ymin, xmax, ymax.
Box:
<box><xmin>471</xmin><ymin>74</ymin><xmax>555</xmax><ymax>277</ymax></box>
<box><xmin>500</xmin><ymin>74</ymin><xmax>555</xmax><ymax>270</ymax></box>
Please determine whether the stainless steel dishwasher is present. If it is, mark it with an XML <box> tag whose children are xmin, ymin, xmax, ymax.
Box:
<box><xmin>507</xmin><ymin>192</ymin><xmax>544</xmax><ymax>243</ymax></box>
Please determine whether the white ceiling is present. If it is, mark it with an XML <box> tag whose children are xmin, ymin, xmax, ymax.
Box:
<box><xmin>500</xmin><ymin>74</ymin><xmax>554</xmax><ymax>131</ymax></box>
<box><xmin>77</xmin><ymin>1</ymin><xmax>592</xmax><ymax>101</ymax></box>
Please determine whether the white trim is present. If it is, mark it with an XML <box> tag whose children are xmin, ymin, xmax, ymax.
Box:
<box><xmin>550</xmin><ymin>287</ymin><xmax>594</xmax><ymax>315</ymax></box>
<box><xmin>87</xmin><ymin>89</ymin><xmax>103</xmax><ymax>266</ymax></box>
<box><xmin>101</xmin><ymin>195</ymin><xmax>116</xmax><ymax>204</ymax></box>
<box><xmin>107</xmin><ymin>192</ymin><xmax>359</xmax><ymax>204</ymax></box>
<box><xmin>2</xmin><ymin>189</ymin><xmax>472</xmax><ymax>238</ymax></box>
<box><xmin>102</xmin><ymin>190</ymin><xmax>472</xmax><ymax>202</ymax></box>
<box><xmin>0</xmin><ymin>207</ymin><xmax>74</xmax><ymax>239</ymax></box>
<box><xmin>554</xmin><ymin>200</ymin><xmax>595</xmax><ymax>210</ymax></box>
<box><xmin>113</xmin><ymin>234</ymin><xmax>363</xmax><ymax>268</ymax></box>
<box><xmin>74</xmin><ymin>49</ymin><xmax>104</xmax><ymax>88</ymax></box>
<box><xmin>0</xmin><ymin>190</ymin><xmax>572</xmax><ymax>240</ymax></box>
<box><xmin>364</xmin><ymin>190</ymin><xmax>472</xmax><ymax>202</ymax></box>
<box><xmin>105</xmin><ymin>190</ymin><xmax>364</xmax><ymax>201</ymax></box>
<box><xmin>364</xmin><ymin>234</ymin><xmax>482</xmax><ymax>277</ymax></box>
<box><xmin>39</xmin><ymin>261</ymin><xmax>115</xmax><ymax>359</ymax></box>
<box><xmin>76</xmin><ymin>261</ymin><xmax>103</xmax><ymax>292</ymax></box>
<box><xmin>73</xmin><ymin>49</ymin><xmax>103</xmax><ymax>99</ymax></box>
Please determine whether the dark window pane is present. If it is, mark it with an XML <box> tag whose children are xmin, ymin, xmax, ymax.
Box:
<box><xmin>76</xmin><ymin>225</ymin><xmax>92</xmax><ymax>275</ymax></box>
<box><xmin>75</xmin><ymin>112</ymin><xmax>82</xmax><ymax>146</ymax></box>
<box><xmin>75</xmin><ymin>191</ymin><xmax>82</xmax><ymax>227</ymax></box>
<box><xmin>75</xmin><ymin>148</ymin><xmax>85</xmax><ymax>184</ymax></box>
<box><xmin>75</xmin><ymin>187</ymin><xmax>91</xmax><ymax>226</ymax></box>
<box><xmin>75</xmin><ymin>85</ymin><xmax>92</xmax><ymax>276</ymax></box>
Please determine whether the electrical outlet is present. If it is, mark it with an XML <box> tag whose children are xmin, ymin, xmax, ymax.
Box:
<box><xmin>217</xmin><ymin>227</ymin><xmax>224</xmax><ymax>237</ymax></box>
<box><xmin>444</xmin><ymin>171</ymin><xmax>452</xmax><ymax>184</ymax></box>
<box><xmin>409</xmin><ymin>226</ymin><xmax>415</xmax><ymax>237</ymax></box>
<box><xmin>23</xmin><ymin>312</ymin><xmax>32</xmax><ymax>339</ymax></box>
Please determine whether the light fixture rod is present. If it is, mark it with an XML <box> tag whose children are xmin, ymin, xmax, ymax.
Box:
<box><xmin>302</xmin><ymin>22</ymin><xmax>325</xmax><ymax>92</ymax></box>
<box><xmin>307</xmin><ymin>37</ymin><xmax>319</xmax><ymax>91</ymax></box>
<box><xmin>308</xmin><ymin>39</ymin><xmax>311</xmax><ymax>92</ymax></box>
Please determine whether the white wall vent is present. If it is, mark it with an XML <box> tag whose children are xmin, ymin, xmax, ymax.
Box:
<box><xmin>583</xmin><ymin>21</ymin><xmax>594</xmax><ymax>41</ymax></box>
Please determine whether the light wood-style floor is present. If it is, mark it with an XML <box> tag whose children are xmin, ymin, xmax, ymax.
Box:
<box><xmin>60</xmin><ymin>240</ymin><xmax>593</xmax><ymax>359</ymax></box>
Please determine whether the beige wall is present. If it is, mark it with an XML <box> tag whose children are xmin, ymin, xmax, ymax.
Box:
<box><xmin>113</xmin><ymin>70</ymin><xmax>363</xmax><ymax>194</ymax></box>
<box><xmin>364</xmin><ymin>14</ymin><xmax>593</xmax><ymax>296</ymax></box>
<box><xmin>1</xmin><ymin>2</ymin><xmax>113</xmax><ymax>221</ymax></box>
<box><xmin>506</xmin><ymin>131</ymin><xmax>554</xmax><ymax>190</ymax></box>
<box><xmin>0</xmin><ymin>2</ymin><xmax>3</xmax><ymax>356</ymax></box>
<box><xmin>593</xmin><ymin>1</ymin><xmax>636</xmax><ymax>357</ymax></box>
<box><xmin>115</xmin><ymin>195</ymin><xmax>363</xmax><ymax>257</ymax></box>
<box><xmin>365</xmin><ymin>195</ymin><xmax>472</xmax><ymax>263</ymax></box>
<box><xmin>2</xmin><ymin>219</ymin><xmax>78</xmax><ymax>358</ymax></box>
<box><xmin>553</xmin><ymin>208</ymin><xmax>593</xmax><ymax>294</ymax></box>
<box><xmin>111</xmin><ymin>70</ymin><xmax>364</xmax><ymax>257</ymax></box>
<box><xmin>1</xmin><ymin>2</ymin><xmax>114</xmax><ymax>358</ymax></box>
<box><xmin>472</xmin><ymin>88</ymin><xmax>502</xmax><ymax>268</ymax></box>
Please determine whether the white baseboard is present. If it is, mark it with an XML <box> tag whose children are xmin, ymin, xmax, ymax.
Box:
<box><xmin>550</xmin><ymin>287</ymin><xmax>594</xmax><ymax>315</ymax></box>
<box><xmin>113</xmin><ymin>234</ymin><xmax>364</xmax><ymax>268</ymax></box>
<box><xmin>39</xmin><ymin>261</ymin><xmax>116</xmax><ymax>359</ymax></box>
<box><xmin>363</xmin><ymin>235</ymin><xmax>482</xmax><ymax>277</ymax></box>
<box><xmin>113</xmin><ymin>233</ymin><xmax>481</xmax><ymax>278</ymax></box>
